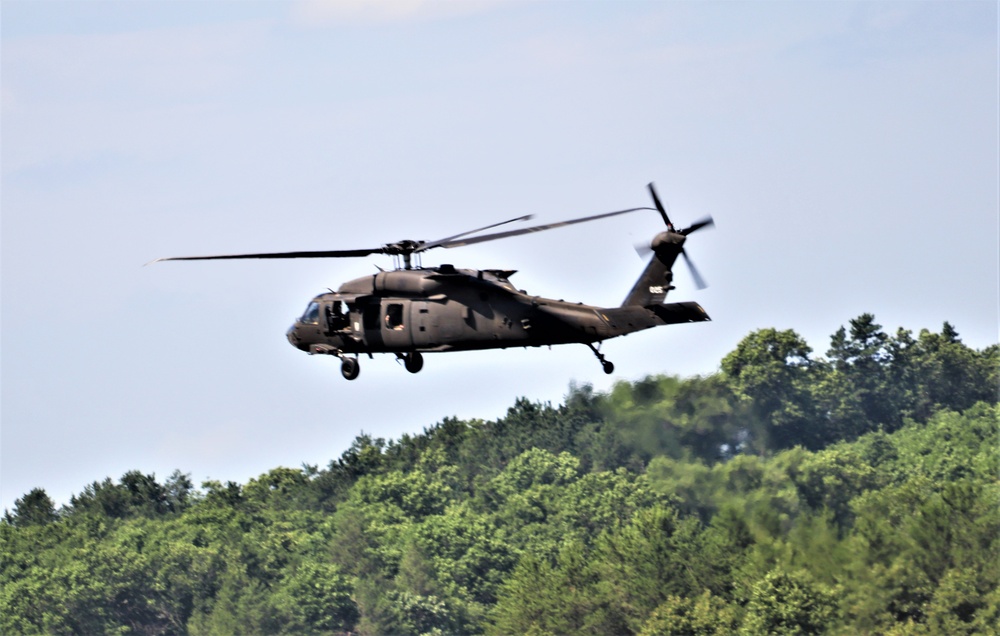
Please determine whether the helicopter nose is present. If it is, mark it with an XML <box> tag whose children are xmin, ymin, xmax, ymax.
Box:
<box><xmin>287</xmin><ymin>324</ymin><xmax>312</xmax><ymax>352</ymax></box>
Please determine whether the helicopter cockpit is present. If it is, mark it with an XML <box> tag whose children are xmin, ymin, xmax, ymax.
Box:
<box><xmin>288</xmin><ymin>298</ymin><xmax>353</xmax><ymax>351</ymax></box>
<box><xmin>298</xmin><ymin>299</ymin><xmax>352</xmax><ymax>331</ymax></box>
<box><xmin>301</xmin><ymin>301</ymin><xmax>321</xmax><ymax>324</ymax></box>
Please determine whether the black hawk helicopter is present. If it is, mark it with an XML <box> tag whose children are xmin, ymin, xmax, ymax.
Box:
<box><xmin>151</xmin><ymin>183</ymin><xmax>714</xmax><ymax>380</ymax></box>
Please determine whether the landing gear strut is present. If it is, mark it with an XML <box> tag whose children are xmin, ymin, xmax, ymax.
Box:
<box><xmin>587</xmin><ymin>342</ymin><xmax>614</xmax><ymax>374</ymax></box>
<box><xmin>341</xmin><ymin>356</ymin><xmax>360</xmax><ymax>380</ymax></box>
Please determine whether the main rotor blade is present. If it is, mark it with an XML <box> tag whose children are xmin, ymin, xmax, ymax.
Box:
<box><xmin>681</xmin><ymin>249</ymin><xmax>708</xmax><ymax>290</ymax></box>
<box><xmin>147</xmin><ymin>248</ymin><xmax>383</xmax><ymax>265</ymax></box>
<box><xmin>433</xmin><ymin>206</ymin><xmax>657</xmax><ymax>250</ymax></box>
<box><xmin>647</xmin><ymin>182</ymin><xmax>674</xmax><ymax>230</ymax></box>
<box><xmin>416</xmin><ymin>214</ymin><xmax>534</xmax><ymax>252</ymax></box>
<box><xmin>681</xmin><ymin>216</ymin><xmax>715</xmax><ymax>235</ymax></box>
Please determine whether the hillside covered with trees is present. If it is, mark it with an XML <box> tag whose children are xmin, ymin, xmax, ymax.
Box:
<box><xmin>3</xmin><ymin>314</ymin><xmax>998</xmax><ymax>635</ymax></box>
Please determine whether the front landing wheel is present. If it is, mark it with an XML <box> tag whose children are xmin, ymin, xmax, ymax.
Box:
<box><xmin>341</xmin><ymin>357</ymin><xmax>360</xmax><ymax>380</ymax></box>
<box><xmin>404</xmin><ymin>352</ymin><xmax>424</xmax><ymax>374</ymax></box>
<box><xmin>602</xmin><ymin>360</ymin><xmax>615</xmax><ymax>375</ymax></box>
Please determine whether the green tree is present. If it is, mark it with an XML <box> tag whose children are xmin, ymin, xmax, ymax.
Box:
<box><xmin>187</xmin><ymin>564</ymin><xmax>277</xmax><ymax>635</ymax></box>
<box><xmin>721</xmin><ymin>328</ymin><xmax>820</xmax><ymax>450</ymax></box>
<box><xmin>68</xmin><ymin>470</ymin><xmax>178</xmax><ymax>519</ymax></box>
<box><xmin>4</xmin><ymin>488</ymin><xmax>58</xmax><ymax>527</ymax></box>
<box><xmin>489</xmin><ymin>541</ymin><xmax>600</xmax><ymax>636</ymax></box>
<box><xmin>243</xmin><ymin>466</ymin><xmax>313</xmax><ymax>511</ymax></box>
<box><xmin>905</xmin><ymin>324</ymin><xmax>999</xmax><ymax>419</ymax></box>
<box><xmin>638</xmin><ymin>590</ymin><xmax>741</xmax><ymax>635</ymax></box>
<box><xmin>740</xmin><ymin>569</ymin><xmax>836</xmax><ymax>635</ymax></box>
<box><xmin>271</xmin><ymin>561</ymin><xmax>358</xmax><ymax>634</ymax></box>
<box><xmin>590</xmin><ymin>508</ymin><xmax>712</xmax><ymax>633</ymax></box>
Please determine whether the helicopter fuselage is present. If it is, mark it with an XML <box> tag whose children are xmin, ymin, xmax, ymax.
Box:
<box><xmin>286</xmin><ymin>264</ymin><xmax>709</xmax><ymax>368</ymax></box>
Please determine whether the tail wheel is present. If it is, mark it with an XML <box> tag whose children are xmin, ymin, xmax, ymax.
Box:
<box><xmin>404</xmin><ymin>352</ymin><xmax>424</xmax><ymax>374</ymax></box>
<box><xmin>341</xmin><ymin>357</ymin><xmax>360</xmax><ymax>380</ymax></box>
<box><xmin>587</xmin><ymin>341</ymin><xmax>614</xmax><ymax>375</ymax></box>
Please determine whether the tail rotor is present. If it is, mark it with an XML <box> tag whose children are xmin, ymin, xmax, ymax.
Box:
<box><xmin>645</xmin><ymin>182</ymin><xmax>714</xmax><ymax>290</ymax></box>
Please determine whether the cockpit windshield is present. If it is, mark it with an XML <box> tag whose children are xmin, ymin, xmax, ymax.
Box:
<box><xmin>301</xmin><ymin>301</ymin><xmax>321</xmax><ymax>324</ymax></box>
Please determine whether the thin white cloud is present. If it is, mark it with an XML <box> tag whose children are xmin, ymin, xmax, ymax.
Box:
<box><xmin>6</xmin><ymin>21</ymin><xmax>266</xmax><ymax>102</ymax></box>
<box><xmin>3</xmin><ymin>21</ymin><xmax>268</xmax><ymax>171</ymax></box>
<box><xmin>290</xmin><ymin>0</ymin><xmax>502</xmax><ymax>26</ymax></box>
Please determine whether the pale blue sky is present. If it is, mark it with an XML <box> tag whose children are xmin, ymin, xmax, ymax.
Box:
<box><xmin>2</xmin><ymin>1</ymin><xmax>997</xmax><ymax>508</ymax></box>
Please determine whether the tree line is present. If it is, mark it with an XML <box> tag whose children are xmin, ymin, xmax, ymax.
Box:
<box><xmin>2</xmin><ymin>314</ymin><xmax>997</xmax><ymax>634</ymax></box>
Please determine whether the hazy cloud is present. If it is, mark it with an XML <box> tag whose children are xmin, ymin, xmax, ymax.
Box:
<box><xmin>290</xmin><ymin>0</ymin><xmax>502</xmax><ymax>26</ymax></box>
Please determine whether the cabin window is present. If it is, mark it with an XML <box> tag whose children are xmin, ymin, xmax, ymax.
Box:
<box><xmin>385</xmin><ymin>303</ymin><xmax>405</xmax><ymax>330</ymax></box>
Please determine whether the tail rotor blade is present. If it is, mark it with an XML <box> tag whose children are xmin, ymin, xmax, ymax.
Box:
<box><xmin>647</xmin><ymin>182</ymin><xmax>674</xmax><ymax>230</ymax></box>
<box><xmin>634</xmin><ymin>241</ymin><xmax>653</xmax><ymax>258</ymax></box>
<box><xmin>681</xmin><ymin>249</ymin><xmax>708</xmax><ymax>289</ymax></box>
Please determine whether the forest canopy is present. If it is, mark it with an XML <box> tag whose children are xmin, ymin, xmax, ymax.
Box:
<box><xmin>2</xmin><ymin>315</ymin><xmax>997</xmax><ymax>635</ymax></box>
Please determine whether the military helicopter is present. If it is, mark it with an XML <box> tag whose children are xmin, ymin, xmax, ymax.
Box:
<box><xmin>151</xmin><ymin>183</ymin><xmax>714</xmax><ymax>380</ymax></box>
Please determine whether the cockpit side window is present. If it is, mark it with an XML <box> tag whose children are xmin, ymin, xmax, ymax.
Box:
<box><xmin>325</xmin><ymin>301</ymin><xmax>349</xmax><ymax>331</ymax></box>
<box><xmin>302</xmin><ymin>301</ymin><xmax>321</xmax><ymax>324</ymax></box>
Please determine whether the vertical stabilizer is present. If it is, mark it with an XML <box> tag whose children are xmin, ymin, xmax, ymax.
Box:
<box><xmin>621</xmin><ymin>231</ymin><xmax>685</xmax><ymax>306</ymax></box>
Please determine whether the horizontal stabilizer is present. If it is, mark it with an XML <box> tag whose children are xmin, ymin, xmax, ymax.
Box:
<box><xmin>648</xmin><ymin>301</ymin><xmax>711</xmax><ymax>324</ymax></box>
<box><xmin>599</xmin><ymin>301</ymin><xmax>710</xmax><ymax>336</ymax></box>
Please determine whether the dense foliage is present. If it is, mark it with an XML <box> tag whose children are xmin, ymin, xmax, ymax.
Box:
<box><xmin>3</xmin><ymin>315</ymin><xmax>997</xmax><ymax>635</ymax></box>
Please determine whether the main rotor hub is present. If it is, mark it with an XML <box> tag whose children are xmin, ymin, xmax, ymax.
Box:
<box><xmin>383</xmin><ymin>240</ymin><xmax>423</xmax><ymax>255</ymax></box>
<box><xmin>382</xmin><ymin>240</ymin><xmax>424</xmax><ymax>269</ymax></box>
